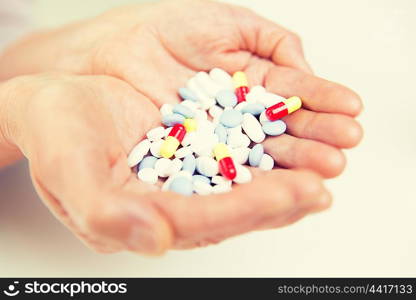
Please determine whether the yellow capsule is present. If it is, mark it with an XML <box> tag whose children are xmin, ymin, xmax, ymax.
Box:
<box><xmin>232</xmin><ymin>71</ymin><xmax>248</xmax><ymax>88</ymax></box>
<box><xmin>284</xmin><ymin>96</ymin><xmax>302</xmax><ymax>114</ymax></box>
<box><xmin>183</xmin><ymin>118</ymin><xmax>197</xmax><ymax>132</ymax></box>
<box><xmin>213</xmin><ymin>143</ymin><xmax>231</xmax><ymax>161</ymax></box>
<box><xmin>160</xmin><ymin>136</ymin><xmax>180</xmax><ymax>158</ymax></box>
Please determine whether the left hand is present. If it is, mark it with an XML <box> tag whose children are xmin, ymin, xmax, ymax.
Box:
<box><xmin>0</xmin><ymin>0</ymin><xmax>363</xmax><ymax>178</ymax></box>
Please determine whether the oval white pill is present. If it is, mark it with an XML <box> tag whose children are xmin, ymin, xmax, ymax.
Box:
<box><xmin>212</xmin><ymin>184</ymin><xmax>232</xmax><ymax>194</ymax></box>
<box><xmin>195</xmin><ymin>71</ymin><xmax>222</xmax><ymax>97</ymax></box>
<box><xmin>127</xmin><ymin>139</ymin><xmax>151</xmax><ymax>167</ymax></box>
<box><xmin>259</xmin><ymin>154</ymin><xmax>274</xmax><ymax>171</ymax></box>
<box><xmin>242</xmin><ymin>113</ymin><xmax>266</xmax><ymax>143</ymax></box>
<box><xmin>175</xmin><ymin>146</ymin><xmax>193</xmax><ymax>159</ymax></box>
<box><xmin>259</xmin><ymin>111</ymin><xmax>268</xmax><ymax>124</ymax></box>
<box><xmin>146</xmin><ymin>126</ymin><xmax>165</xmax><ymax>142</ymax></box>
<box><xmin>194</xmin><ymin>109</ymin><xmax>208</xmax><ymax>122</ymax></box>
<box><xmin>233</xmin><ymin>164</ymin><xmax>252</xmax><ymax>184</ymax></box>
<box><xmin>150</xmin><ymin>139</ymin><xmax>164</xmax><ymax>158</ymax></box>
<box><xmin>209</xmin><ymin>68</ymin><xmax>234</xmax><ymax>90</ymax></box>
<box><xmin>181</xmin><ymin>100</ymin><xmax>200</xmax><ymax>112</ymax></box>
<box><xmin>137</xmin><ymin>168</ymin><xmax>158</xmax><ymax>184</ymax></box>
<box><xmin>193</xmin><ymin>180</ymin><xmax>213</xmax><ymax>196</ymax></box>
<box><xmin>211</xmin><ymin>175</ymin><xmax>232</xmax><ymax>186</ymax></box>
<box><xmin>155</xmin><ymin>158</ymin><xmax>173</xmax><ymax>177</ymax></box>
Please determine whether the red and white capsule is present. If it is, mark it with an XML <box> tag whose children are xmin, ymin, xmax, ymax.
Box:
<box><xmin>265</xmin><ymin>96</ymin><xmax>302</xmax><ymax>121</ymax></box>
<box><xmin>233</xmin><ymin>71</ymin><xmax>249</xmax><ymax>103</ymax></box>
<box><xmin>213</xmin><ymin>143</ymin><xmax>237</xmax><ymax>180</ymax></box>
<box><xmin>160</xmin><ymin>124</ymin><xmax>186</xmax><ymax>158</ymax></box>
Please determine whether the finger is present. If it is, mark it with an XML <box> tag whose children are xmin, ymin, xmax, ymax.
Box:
<box><xmin>265</xmin><ymin>66</ymin><xmax>363</xmax><ymax>116</ymax></box>
<box><xmin>283</xmin><ymin>109</ymin><xmax>364</xmax><ymax>148</ymax></box>
<box><xmin>152</xmin><ymin>169</ymin><xmax>328</xmax><ymax>249</ymax></box>
<box><xmin>263</xmin><ymin>134</ymin><xmax>346</xmax><ymax>178</ymax></box>
<box><xmin>232</xmin><ymin>5</ymin><xmax>313</xmax><ymax>74</ymax></box>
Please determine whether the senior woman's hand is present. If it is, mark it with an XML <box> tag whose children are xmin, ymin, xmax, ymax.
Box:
<box><xmin>0</xmin><ymin>73</ymin><xmax>331</xmax><ymax>254</ymax></box>
<box><xmin>0</xmin><ymin>0</ymin><xmax>363</xmax><ymax>178</ymax></box>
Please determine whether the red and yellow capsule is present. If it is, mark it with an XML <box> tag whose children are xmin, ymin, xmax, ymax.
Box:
<box><xmin>214</xmin><ymin>143</ymin><xmax>237</xmax><ymax>180</ymax></box>
<box><xmin>265</xmin><ymin>96</ymin><xmax>302</xmax><ymax>121</ymax></box>
<box><xmin>160</xmin><ymin>124</ymin><xmax>186</xmax><ymax>158</ymax></box>
<box><xmin>233</xmin><ymin>71</ymin><xmax>249</xmax><ymax>103</ymax></box>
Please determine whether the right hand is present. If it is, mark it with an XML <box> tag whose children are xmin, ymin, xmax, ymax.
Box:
<box><xmin>0</xmin><ymin>73</ymin><xmax>331</xmax><ymax>254</ymax></box>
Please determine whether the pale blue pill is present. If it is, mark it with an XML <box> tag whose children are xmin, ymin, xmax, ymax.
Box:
<box><xmin>192</xmin><ymin>175</ymin><xmax>211</xmax><ymax>185</ymax></box>
<box><xmin>179</xmin><ymin>87</ymin><xmax>198</xmax><ymax>102</ymax></box>
<box><xmin>138</xmin><ymin>156</ymin><xmax>158</xmax><ymax>171</ymax></box>
<box><xmin>216</xmin><ymin>90</ymin><xmax>237</xmax><ymax>108</ymax></box>
<box><xmin>219</xmin><ymin>109</ymin><xmax>243</xmax><ymax>128</ymax></box>
<box><xmin>169</xmin><ymin>177</ymin><xmax>193</xmax><ymax>196</ymax></box>
<box><xmin>182</xmin><ymin>154</ymin><xmax>196</xmax><ymax>174</ymax></box>
<box><xmin>249</xmin><ymin>144</ymin><xmax>264</xmax><ymax>167</ymax></box>
<box><xmin>162</xmin><ymin>113</ymin><xmax>185</xmax><ymax>127</ymax></box>
<box><xmin>242</xmin><ymin>103</ymin><xmax>265</xmax><ymax>116</ymax></box>
<box><xmin>262</xmin><ymin>120</ymin><xmax>287</xmax><ymax>136</ymax></box>
<box><xmin>214</xmin><ymin>124</ymin><xmax>228</xmax><ymax>143</ymax></box>
<box><xmin>173</xmin><ymin>103</ymin><xmax>195</xmax><ymax>118</ymax></box>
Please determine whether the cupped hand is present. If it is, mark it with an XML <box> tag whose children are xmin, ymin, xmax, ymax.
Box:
<box><xmin>0</xmin><ymin>74</ymin><xmax>331</xmax><ymax>254</ymax></box>
<box><xmin>0</xmin><ymin>0</ymin><xmax>363</xmax><ymax>178</ymax></box>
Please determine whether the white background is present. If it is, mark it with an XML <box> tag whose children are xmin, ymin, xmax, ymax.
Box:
<box><xmin>1</xmin><ymin>0</ymin><xmax>415</xmax><ymax>277</ymax></box>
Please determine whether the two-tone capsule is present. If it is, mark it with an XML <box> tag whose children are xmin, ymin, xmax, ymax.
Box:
<box><xmin>213</xmin><ymin>143</ymin><xmax>237</xmax><ymax>180</ymax></box>
<box><xmin>160</xmin><ymin>124</ymin><xmax>187</xmax><ymax>158</ymax></box>
<box><xmin>265</xmin><ymin>96</ymin><xmax>302</xmax><ymax>121</ymax></box>
<box><xmin>233</xmin><ymin>71</ymin><xmax>249</xmax><ymax>103</ymax></box>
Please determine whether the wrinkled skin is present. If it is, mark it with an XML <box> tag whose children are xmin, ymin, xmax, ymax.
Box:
<box><xmin>0</xmin><ymin>0</ymin><xmax>363</xmax><ymax>254</ymax></box>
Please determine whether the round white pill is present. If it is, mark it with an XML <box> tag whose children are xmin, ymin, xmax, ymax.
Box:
<box><xmin>146</xmin><ymin>126</ymin><xmax>165</xmax><ymax>142</ymax></box>
<box><xmin>230</xmin><ymin>147</ymin><xmax>250</xmax><ymax>165</ymax></box>
<box><xmin>160</xmin><ymin>104</ymin><xmax>173</xmax><ymax>116</ymax></box>
<box><xmin>170</xmin><ymin>158</ymin><xmax>183</xmax><ymax>174</ymax></box>
<box><xmin>234</xmin><ymin>101</ymin><xmax>248</xmax><ymax>112</ymax></box>
<box><xmin>196</xmin><ymin>156</ymin><xmax>219</xmax><ymax>177</ymax></box>
<box><xmin>155</xmin><ymin>158</ymin><xmax>173</xmax><ymax>177</ymax></box>
<box><xmin>250</xmin><ymin>85</ymin><xmax>266</xmax><ymax>95</ymax></box>
<box><xmin>175</xmin><ymin>146</ymin><xmax>193</xmax><ymax>159</ymax></box>
<box><xmin>181</xmin><ymin>131</ymin><xmax>196</xmax><ymax>147</ymax></box>
<box><xmin>259</xmin><ymin>111</ymin><xmax>268</xmax><ymax>124</ymax></box>
<box><xmin>227</xmin><ymin>132</ymin><xmax>251</xmax><ymax>149</ymax></box>
<box><xmin>259</xmin><ymin>154</ymin><xmax>274</xmax><ymax>171</ymax></box>
<box><xmin>193</xmin><ymin>180</ymin><xmax>213</xmax><ymax>196</ymax></box>
<box><xmin>233</xmin><ymin>164</ymin><xmax>252</xmax><ymax>184</ymax></box>
<box><xmin>137</xmin><ymin>168</ymin><xmax>158</xmax><ymax>184</ymax></box>
<box><xmin>242</xmin><ymin>113</ymin><xmax>266</xmax><ymax>143</ymax></box>
<box><xmin>150</xmin><ymin>139</ymin><xmax>164</xmax><ymax>158</ymax></box>
<box><xmin>127</xmin><ymin>139</ymin><xmax>151</xmax><ymax>167</ymax></box>
<box><xmin>209</xmin><ymin>105</ymin><xmax>224</xmax><ymax>119</ymax></box>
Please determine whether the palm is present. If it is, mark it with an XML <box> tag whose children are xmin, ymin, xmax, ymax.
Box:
<box><xmin>8</xmin><ymin>1</ymin><xmax>363</xmax><ymax>254</ymax></box>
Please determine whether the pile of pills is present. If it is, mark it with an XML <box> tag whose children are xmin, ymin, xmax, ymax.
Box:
<box><xmin>127</xmin><ymin>68</ymin><xmax>302</xmax><ymax>196</ymax></box>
